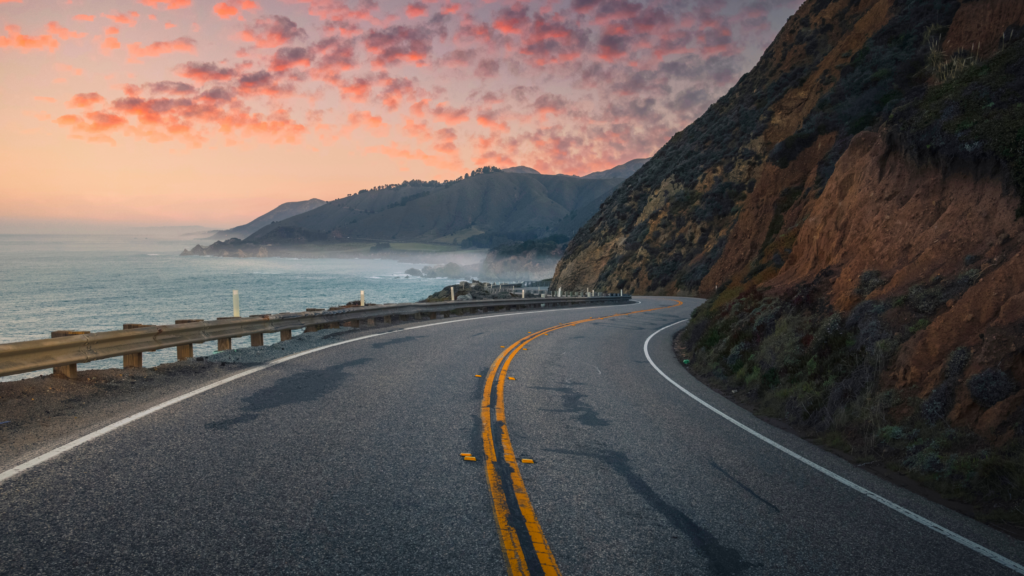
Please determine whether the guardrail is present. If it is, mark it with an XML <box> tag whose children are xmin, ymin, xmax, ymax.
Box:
<box><xmin>0</xmin><ymin>295</ymin><xmax>631</xmax><ymax>379</ymax></box>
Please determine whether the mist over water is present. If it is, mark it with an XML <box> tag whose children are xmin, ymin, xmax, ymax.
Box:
<box><xmin>0</xmin><ymin>234</ymin><xmax>466</xmax><ymax>381</ymax></box>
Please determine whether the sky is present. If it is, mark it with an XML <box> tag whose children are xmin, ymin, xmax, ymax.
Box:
<box><xmin>1</xmin><ymin>0</ymin><xmax>801</xmax><ymax>230</ymax></box>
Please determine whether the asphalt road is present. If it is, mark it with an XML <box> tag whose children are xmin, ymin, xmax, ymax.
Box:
<box><xmin>1</xmin><ymin>296</ymin><xmax>1022</xmax><ymax>575</ymax></box>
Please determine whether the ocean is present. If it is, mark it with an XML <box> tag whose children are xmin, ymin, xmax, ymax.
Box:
<box><xmin>0</xmin><ymin>234</ymin><xmax>467</xmax><ymax>381</ymax></box>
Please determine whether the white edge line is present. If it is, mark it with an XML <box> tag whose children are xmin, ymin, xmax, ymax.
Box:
<box><xmin>643</xmin><ymin>318</ymin><xmax>1024</xmax><ymax>575</ymax></box>
<box><xmin>0</xmin><ymin>300</ymin><xmax>640</xmax><ymax>486</ymax></box>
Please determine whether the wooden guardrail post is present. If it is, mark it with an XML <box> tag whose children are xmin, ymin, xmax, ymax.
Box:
<box><xmin>280</xmin><ymin>329</ymin><xmax>292</xmax><ymax>341</ymax></box>
<box><xmin>174</xmin><ymin>319</ymin><xmax>203</xmax><ymax>359</ymax></box>
<box><xmin>122</xmin><ymin>324</ymin><xmax>152</xmax><ymax>367</ymax></box>
<box><xmin>51</xmin><ymin>331</ymin><xmax>90</xmax><ymax>377</ymax></box>
<box><xmin>305</xmin><ymin>309</ymin><xmax>325</xmax><ymax>333</ymax></box>
<box><xmin>247</xmin><ymin>315</ymin><xmax>268</xmax><ymax>347</ymax></box>
<box><xmin>215</xmin><ymin>318</ymin><xmax>235</xmax><ymax>350</ymax></box>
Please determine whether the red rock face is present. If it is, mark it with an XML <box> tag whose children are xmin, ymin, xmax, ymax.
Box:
<box><xmin>762</xmin><ymin>131</ymin><xmax>1024</xmax><ymax>439</ymax></box>
<box><xmin>943</xmin><ymin>0</ymin><xmax>1024</xmax><ymax>58</ymax></box>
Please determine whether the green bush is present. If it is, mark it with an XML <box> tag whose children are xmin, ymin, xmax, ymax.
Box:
<box><xmin>967</xmin><ymin>368</ymin><xmax>1019</xmax><ymax>407</ymax></box>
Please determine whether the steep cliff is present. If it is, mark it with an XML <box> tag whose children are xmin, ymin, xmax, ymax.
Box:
<box><xmin>554</xmin><ymin>0</ymin><xmax>1024</xmax><ymax>529</ymax></box>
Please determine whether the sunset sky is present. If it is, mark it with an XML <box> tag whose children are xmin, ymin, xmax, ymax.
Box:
<box><xmin>1</xmin><ymin>0</ymin><xmax>801</xmax><ymax>230</ymax></box>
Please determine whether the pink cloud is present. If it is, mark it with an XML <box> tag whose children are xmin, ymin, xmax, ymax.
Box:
<box><xmin>455</xmin><ymin>18</ymin><xmax>497</xmax><ymax>45</ymax></box>
<box><xmin>430</xmin><ymin>103</ymin><xmax>469</xmax><ymax>125</ymax></box>
<box><xmin>241</xmin><ymin>15</ymin><xmax>306</xmax><ymax>48</ymax></box>
<box><xmin>367</xmin><ymin>142</ymin><xmax>462</xmax><ymax>170</ymax></box>
<box><xmin>56</xmin><ymin>89</ymin><xmax>308</xmax><ymax>147</ymax></box>
<box><xmin>364</xmin><ymin>22</ymin><xmax>444</xmax><ymax>68</ymax></box>
<box><xmin>126</xmin><ymin>37</ymin><xmax>197</xmax><ymax>62</ymax></box>
<box><xmin>476</xmin><ymin>110</ymin><xmax>509</xmax><ymax>133</ymax></box>
<box><xmin>165</xmin><ymin>23</ymin><xmax>177</xmax><ymax>29</ymax></box>
<box><xmin>336</xmin><ymin>74</ymin><xmax>375</xmax><ymax>101</ymax></box>
<box><xmin>74</xmin><ymin>15</ymin><xmax>95</xmax><ymax>22</ymax></box>
<box><xmin>214</xmin><ymin>3</ymin><xmax>240</xmax><ymax>19</ymax></box>
<box><xmin>100</xmin><ymin>36</ymin><xmax>121</xmax><ymax>54</ymax></box>
<box><xmin>519</xmin><ymin>13</ymin><xmax>589</xmax><ymax>65</ymax></box>
<box><xmin>0</xmin><ymin>25</ymin><xmax>60</xmax><ymax>53</ymax></box>
<box><xmin>292</xmin><ymin>0</ymin><xmax>379</xmax><ymax>35</ymax></box>
<box><xmin>138</xmin><ymin>0</ymin><xmax>192</xmax><ymax>9</ymax></box>
<box><xmin>56</xmin><ymin>63</ymin><xmax>84</xmax><ymax>75</ymax></box>
<box><xmin>213</xmin><ymin>0</ymin><xmax>259</xmax><ymax>20</ymax></box>
<box><xmin>433</xmin><ymin>127</ymin><xmax>457</xmax><ymax>154</ymax></box>
<box><xmin>236</xmin><ymin>70</ymin><xmax>295</xmax><ymax>97</ymax></box>
<box><xmin>67</xmin><ymin>92</ymin><xmax>106</xmax><ymax>108</ymax></box>
<box><xmin>309</xmin><ymin>36</ymin><xmax>357</xmax><ymax>84</ymax></box>
<box><xmin>379</xmin><ymin>76</ymin><xmax>418</xmax><ymax>110</ymax></box>
<box><xmin>103</xmin><ymin>12</ymin><xmax>140</xmax><ymax>27</ymax></box>
<box><xmin>402</xmin><ymin>117</ymin><xmax>431</xmax><ymax>140</ymax></box>
<box><xmin>47</xmin><ymin>22</ymin><xmax>87</xmax><ymax>41</ymax></box>
<box><xmin>347</xmin><ymin>110</ymin><xmax>388</xmax><ymax>137</ymax></box>
<box><xmin>494</xmin><ymin>3</ymin><xmax>529</xmax><ymax>34</ymax></box>
<box><xmin>270</xmin><ymin>46</ymin><xmax>312</xmax><ymax>71</ymax></box>
<box><xmin>406</xmin><ymin>2</ymin><xmax>427</xmax><ymax>18</ymax></box>
<box><xmin>474</xmin><ymin>58</ymin><xmax>499</xmax><ymax>77</ymax></box>
<box><xmin>35</xmin><ymin>96</ymin><xmax>57</xmax><ymax>103</ymax></box>
<box><xmin>56</xmin><ymin>111</ymin><xmax>128</xmax><ymax>135</ymax></box>
<box><xmin>439</xmin><ymin>48</ymin><xmax>474</xmax><ymax>67</ymax></box>
<box><xmin>533</xmin><ymin>93</ymin><xmax>568</xmax><ymax>119</ymax></box>
<box><xmin>147</xmin><ymin>80</ymin><xmax>197</xmax><ymax>94</ymax></box>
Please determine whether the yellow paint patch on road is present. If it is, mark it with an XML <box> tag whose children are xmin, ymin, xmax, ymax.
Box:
<box><xmin>476</xmin><ymin>375</ymin><xmax>483</xmax><ymax>377</ymax></box>
<box><xmin>480</xmin><ymin>300</ymin><xmax>683</xmax><ymax>575</ymax></box>
<box><xmin>464</xmin><ymin>456</ymin><xmax>477</xmax><ymax>462</ymax></box>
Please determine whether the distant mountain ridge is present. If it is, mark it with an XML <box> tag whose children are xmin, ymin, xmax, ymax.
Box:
<box><xmin>582</xmin><ymin>158</ymin><xmax>650</xmax><ymax>179</ymax></box>
<box><xmin>206</xmin><ymin>199</ymin><xmax>325</xmax><ymax>240</ymax></box>
<box><xmin>214</xmin><ymin>158</ymin><xmax>649</xmax><ymax>247</ymax></box>
<box><xmin>246</xmin><ymin>172</ymin><xmax>624</xmax><ymax>245</ymax></box>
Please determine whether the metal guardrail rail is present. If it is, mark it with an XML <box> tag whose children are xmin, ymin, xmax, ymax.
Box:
<box><xmin>0</xmin><ymin>296</ymin><xmax>631</xmax><ymax>379</ymax></box>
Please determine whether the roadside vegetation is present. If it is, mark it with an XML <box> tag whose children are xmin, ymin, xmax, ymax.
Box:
<box><xmin>676</xmin><ymin>264</ymin><xmax>1024</xmax><ymax>532</ymax></box>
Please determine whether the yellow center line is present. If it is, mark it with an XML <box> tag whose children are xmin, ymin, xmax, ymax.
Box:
<box><xmin>481</xmin><ymin>300</ymin><xmax>684</xmax><ymax>575</ymax></box>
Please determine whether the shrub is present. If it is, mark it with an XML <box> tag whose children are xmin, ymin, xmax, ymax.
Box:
<box><xmin>921</xmin><ymin>379</ymin><xmax>956</xmax><ymax>423</ymax></box>
<box><xmin>726</xmin><ymin>342</ymin><xmax>753</xmax><ymax>370</ymax></box>
<box><xmin>857</xmin><ymin>270</ymin><xmax>889</xmax><ymax>296</ymax></box>
<box><xmin>945</xmin><ymin>347</ymin><xmax>971</xmax><ymax>380</ymax></box>
<box><xmin>967</xmin><ymin>368</ymin><xmax>1018</xmax><ymax>408</ymax></box>
<box><xmin>768</xmin><ymin>130</ymin><xmax>819</xmax><ymax>168</ymax></box>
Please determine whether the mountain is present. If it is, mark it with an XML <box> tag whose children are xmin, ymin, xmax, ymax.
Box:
<box><xmin>206</xmin><ymin>199</ymin><xmax>325</xmax><ymax>240</ymax></box>
<box><xmin>502</xmin><ymin>166</ymin><xmax>542</xmax><ymax>174</ymax></box>
<box><xmin>245</xmin><ymin>172</ymin><xmax>624</xmax><ymax>245</ymax></box>
<box><xmin>553</xmin><ymin>0</ymin><xmax>1024</xmax><ymax>521</ymax></box>
<box><xmin>582</xmin><ymin>158</ymin><xmax>650</xmax><ymax>179</ymax></box>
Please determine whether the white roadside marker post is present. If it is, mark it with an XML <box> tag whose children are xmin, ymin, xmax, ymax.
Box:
<box><xmin>360</xmin><ymin>290</ymin><xmax>365</xmax><ymax>306</ymax></box>
<box><xmin>451</xmin><ymin>286</ymin><xmax>455</xmax><ymax>301</ymax></box>
<box><xmin>232</xmin><ymin>290</ymin><xmax>240</xmax><ymax>317</ymax></box>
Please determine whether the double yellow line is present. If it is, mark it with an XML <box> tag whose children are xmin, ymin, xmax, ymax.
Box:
<box><xmin>480</xmin><ymin>300</ymin><xmax>683</xmax><ymax>575</ymax></box>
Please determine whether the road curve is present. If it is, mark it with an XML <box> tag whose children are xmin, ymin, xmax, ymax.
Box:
<box><xmin>1</xmin><ymin>296</ymin><xmax>1022</xmax><ymax>575</ymax></box>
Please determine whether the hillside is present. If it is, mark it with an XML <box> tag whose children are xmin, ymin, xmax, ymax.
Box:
<box><xmin>205</xmin><ymin>199</ymin><xmax>325</xmax><ymax>240</ymax></box>
<box><xmin>245</xmin><ymin>171</ymin><xmax>624</xmax><ymax>245</ymax></box>
<box><xmin>553</xmin><ymin>0</ymin><xmax>1024</xmax><ymax>529</ymax></box>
